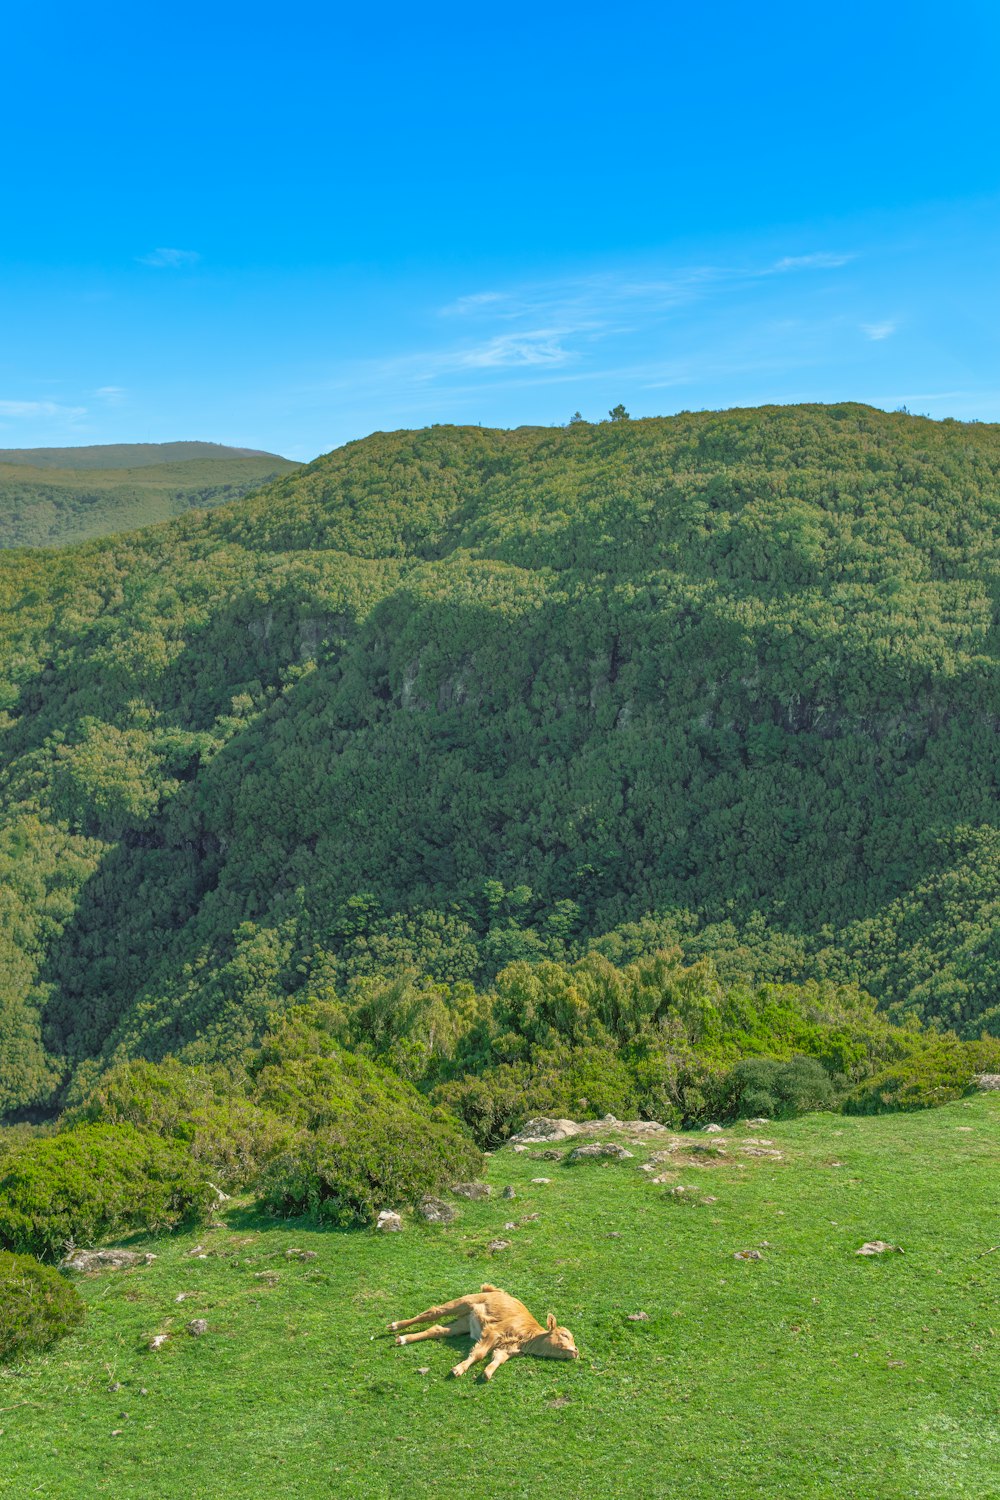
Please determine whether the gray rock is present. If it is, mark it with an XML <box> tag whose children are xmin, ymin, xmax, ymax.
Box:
<box><xmin>376</xmin><ymin>1210</ymin><xmax>404</xmax><ymax>1232</ymax></box>
<box><xmin>975</xmin><ymin>1073</ymin><xmax>1000</xmax><ymax>1091</ymax></box>
<box><xmin>284</xmin><ymin>1247</ymin><xmax>318</xmax><ymax>1260</ymax></box>
<box><xmin>702</xmin><ymin>1123</ymin><xmax>724</xmax><ymax>1133</ymax></box>
<box><xmin>186</xmin><ymin>1319</ymin><xmax>209</xmax><ymax>1336</ymax></box>
<box><xmin>856</xmin><ymin>1241</ymin><xmax>904</xmax><ymax>1255</ymax></box>
<box><xmin>501</xmin><ymin>1186</ymin><xmax>516</xmax><ymax>1199</ymax></box>
<box><xmin>567</xmin><ymin>1142</ymin><xmax>634</xmax><ymax>1162</ymax></box>
<box><xmin>419</xmin><ymin>1196</ymin><xmax>458</xmax><ymax>1224</ymax></box>
<box><xmin>61</xmin><ymin>1249</ymin><xmax>156</xmax><ymax>1273</ymax></box>
<box><xmin>451</xmin><ymin>1182</ymin><xmax>491</xmax><ymax>1200</ymax></box>
<box><xmin>734</xmin><ymin>1250</ymin><xmax>763</xmax><ymax>1262</ymax></box>
<box><xmin>626</xmin><ymin>1311</ymin><xmax>649</xmax><ymax>1321</ymax></box>
<box><xmin>486</xmin><ymin>1239</ymin><xmax>511</xmax><ymax>1253</ymax></box>
<box><xmin>508</xmin><ymin>1118</ymin><xmax>581</xmax><ymax>1144</ymax></box>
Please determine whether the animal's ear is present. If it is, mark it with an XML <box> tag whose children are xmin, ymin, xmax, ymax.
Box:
<box><xmin>547</xmin><ymin>1313</ymin><xmax>557</xmax><ymax>1331</ymax></box>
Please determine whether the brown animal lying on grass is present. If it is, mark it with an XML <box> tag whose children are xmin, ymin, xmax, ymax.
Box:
<box><xmin>389</xmin><ymin>1283</ymin><xmax>579</xmax><ymax>1380</ymax></box>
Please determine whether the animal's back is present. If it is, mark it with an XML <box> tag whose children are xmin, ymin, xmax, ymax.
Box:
<box><xmin>472</xmin><ymin>1286</ymin><xmax>543</xmax><ymax>1341</ymax></box>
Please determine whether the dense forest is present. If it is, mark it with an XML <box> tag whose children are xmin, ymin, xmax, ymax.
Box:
<box><xmin>0</xmin><ymin>443</ymin><xmax>298</xmax><ymax>548</ymax></box>
<box><xmin>2</xmin><ymin>403</ymin><xmax>999</xmax><ymax>1120</ymax></box>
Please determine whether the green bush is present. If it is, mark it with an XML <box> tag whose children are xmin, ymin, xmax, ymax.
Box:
<box><xmin>66</xmin><ymin>1059</ymin><xmax>291</xmax><ymax>1188</ymax></box>
<box><xmin>0</xmin><ymin>1250</ymin><xmax>85</xmax><ymax>1363</ymax></box>
<box><xmin>721</xmin><ymin>1055</ymin><xmax>836</xmax><ymax>1120</ymax></box>
<box><xmin>842</xmin><ymin>1039</ymin><xmax>996</xmax><ymax>1115</ymax></box>
<box><xmin>0</xmin><ymin>1124</ymin><xmax>216</xmax><ymax>1260</ymax></box>
<box><xmin>433</xmin><ymin>1044</ymin><xmax>643</xmax><ymax>1147</ymax></box>
<box><xmin>251</xmin><ymin>1011</ymin><xmax>482</xmax><ymax>1225</ymax></box>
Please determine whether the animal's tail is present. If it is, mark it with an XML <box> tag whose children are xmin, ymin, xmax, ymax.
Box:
<box><xmin>480</xmin><ymin>1282</ymin><xmax>500</xmax><ymax>1292</ymax></box>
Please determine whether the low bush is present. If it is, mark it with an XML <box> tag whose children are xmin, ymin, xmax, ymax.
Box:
<box><xmin>0</xmin><ymin>1250</ymin><xmax>85</xmax><ymax>1363</ymax></box>
<box><xmin>433</xmin><ymin>1045</ymin><xmax>642</xmax><ymax>1147</ymax></box>
<box><xmin>251</xmin><ymin>1011</ymin><xmax>482</xmax><ymax>1224</ymax></box>
<box><xmin>843</xmin><ymin>1038</ymin><xmax>1000</xmax><ymax>1115</ymax></box>
<box><xmin>721</xmin><ymin>1055</ymin><xmax>836</xmax><ymax>1120</ymax></box>
<box><xmin>0</xmin><ymin>1124</ymin><xmax>216</xmax><ymax>1260</ymax></box>
<box><xmin>66</xmin><ymin>1059</ymin><xmax>291</xmax><ymax>1188</ymax></box>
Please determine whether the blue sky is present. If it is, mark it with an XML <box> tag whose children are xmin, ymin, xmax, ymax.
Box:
<box><xmin>2</xmin><ymin>1</ymin><xmax>999</xmax><ymax>460</ymax></box>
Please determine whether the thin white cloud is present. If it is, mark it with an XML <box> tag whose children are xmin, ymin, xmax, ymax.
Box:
<box><xmin>94</xmin><ymin>385</ymin><xmax>127</xmax><ymax>403</ymax></box>
<box><xmin>0</xmin><ymin>399</ymin><xmax>87</xmax><ymax>419</ymax></box>
<box><xmin>440</xmin><ymin>291</ymin><xmax>507</xmax><ymax>316</ymax></box>
<box><xmin>456</xmin><ymin>329</ymin><xmax>574</xmax><ymax>369</ymax></box>
<box><xmin>138</xmin><ymin>247</ymin><xmax>200</xmax><ymax>269</ymax></box>
<box><xmin>861</xmin><ymin>321</ymin><xmax>896</xmax><ymax>341</ymax></box>
<box><xmin>769</xmin><ymin>252</ymin><xmax>853</xmax><ymax>273</ymax></box>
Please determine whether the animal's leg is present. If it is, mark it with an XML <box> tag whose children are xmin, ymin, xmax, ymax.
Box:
<box><xmin>483</xmin><ymin>1348</ymin><xmax>511</xmax><ymax>1381</ymax></box>
<box><xmin>451</xmin><ymin>1336</ymin><xmax>495</xmax><ymax>1378</ymax></box>
<box><xmin>395</xmin><ymin>1323</ymin><xmax>451</xmax><ymax>1346</ymax></box>
<box><xmin>389</xmin><ymin>1297</ymin><xmax>471</xmax><ymax>1332</ymax></box>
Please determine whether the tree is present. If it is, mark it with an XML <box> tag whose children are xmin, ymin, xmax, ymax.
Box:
<box><xmin>569</xmin><ymin>411</ymin><xmax>586</xmax><ymax>425</ymax></box>
<box><xmin>608</xmin><ymin>404</ymin><xmax>630</xmax><ymax>422</ymax></box>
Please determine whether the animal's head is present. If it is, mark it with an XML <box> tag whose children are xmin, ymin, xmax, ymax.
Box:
<box><xmin>536</xmin><ymin>1313</ymin><xmax>579</xmax><ymax>1360</ymax></box>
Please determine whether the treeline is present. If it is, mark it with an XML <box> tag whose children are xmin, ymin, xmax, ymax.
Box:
<box><xmin>1</xmin><ymin>405</ymin><xmax>1000</xmax><ymax>1116</ymax></box>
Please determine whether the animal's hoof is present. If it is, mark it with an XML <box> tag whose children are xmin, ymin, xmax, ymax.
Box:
<box><xmin>388</xmin><ymin>1321</ymin><xmax>398</xmax><ymax>1331</ymax></box>
<box><xmin>450</xmin><ymin>1364</ymin><xmax>464</xmax><ymax>1378</ymax></box>
<box><xmin>395</xmin><ymin>1335</ymin><xmax>406</xmax><ymax>1346</ymax></box>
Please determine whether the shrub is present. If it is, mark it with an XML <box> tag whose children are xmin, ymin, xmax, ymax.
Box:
<box><xmin>0</xmin><ymin>1250</ymin><xmax>85</xmax><ymax>1363</ymax></box>
<box><xmin>433</xmin><ymin>1044</ymin><xmax>642</xmax><ymax>1147</ymax></box>
<box><xmin>65</xmin><ymin>1059</ymin><xmax>291</xmax><ymax>1188</ymax></box>
<box><xmin>842</xmin><ymin>1039</ymin><xmax>994</xmax><ymax>1115</ymax></box>
<box><xmin>0</xmin><ymin>1124</ymin><xmax>216</xmax><ymax>1260</ymax></box>
<box><xmin>251</xmin><ymin>1016</ymin><xmax>482</xmax><ymax>1225</ymax></box>
<box><xmin>722</xmin><ymin>1055</ymin><xmax>836</xmax><ymax>1120</ymax></box>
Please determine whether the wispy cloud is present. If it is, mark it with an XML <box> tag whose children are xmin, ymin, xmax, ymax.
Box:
<box><xmin>0</xmin><ymin>399</ymin><xmax>87</xmax><ymax>419</ymax></box>
<box><xmin>455</xmin><ymin>329</ymin><xmax>574</xmax><ymax>369</ymax></box>
<box><xmin>861</xmin><ymin>320</ymin><xmax>896</xmax><ymax>341</ymax></box>
<box><xmin>769</xmin><ymin>252</ymin><xmax>854</xmax><ymax>273</ymax></box>
<box><xmin>138</xmin><ymin>247</ymin><xmax>200</xmax><ymax>269</ymax></box>
<box><xmin>94</xmin><ymin>385</ymin><xmax>127</xmax><ymax>404</ymax></box>
<box><xmin>440</xmin><ymin>291</ymin><xmax>507</xmax><ymax>317</ymax></box>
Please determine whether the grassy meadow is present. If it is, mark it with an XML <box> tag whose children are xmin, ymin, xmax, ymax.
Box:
<box><xmin>2</xmin><ymin>1093</ymin><xmax>998</xmax><ymax>1499</ymax></box>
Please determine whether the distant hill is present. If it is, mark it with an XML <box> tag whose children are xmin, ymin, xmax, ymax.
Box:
<box><xmin>0</xmin><ymin>441</ymin><xmax>288</xmax><ymax>471</ymax></box>
<box><xmin>0</xmin><ymin>444</ymin><xmax>300</xmax><ymax>548</ymax></box>
<box><xmin>2</xmin><ymin>403</ymin><xmax>1000</xmax><ymax>1116</ymax></box>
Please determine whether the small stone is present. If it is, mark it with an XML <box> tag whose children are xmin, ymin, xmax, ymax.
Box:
<box><xmin>512</xmin><ymin>1144</ymin><xmax>526</xmax><ymax>1153</ymax></box>
<box><xmin>740</xmin><ymin>1147</ymin><xmax>783</xmax><ymax>1159</ymax></box>
<box><xmin>531</xmin><ymin>1177</ymin><xmax>551</xmax><ymax>1184</ymax></box>
<box><xmin>701</xmin><ymin>1196</ymin><xmax>718</xmax><ymax>1205</ymax></box>
<box><xmin>856</xmin><ymin>1241</ymin><xmax>903</xmax><ymax>1256</ymax></box>
<box><xmin>529</xmin><ymin>1150</ymin><xmax>564</xmax><ymax>1160</ymax></box>
<box><xmin>451</xmin><ymin>1182</ymin><xmax>491</xmax><ymax>1200</ymax></box>
<box><xmin>60</xmin><ymin>1248</ymin><xmax>152</xmax><ymax>1274</ymax></box>
<box><xmin>606</xmin><ymin>1232</ymin><xmax>623</xmax><ymax>1238</ymax></box>
<box><xmin>504</xmin><ymin>1221</ymin><xmax>516</xmax><ymax>1229</ymax></box>
<box><xmin>702</xmin><ymin>1123</ymin><xmax>724</xmax><ymax>1133</ymax></box>
<box><xmin>486</xmin><ymin>1239</ymin><xmax>511</xmax><ymax>1252</ymax></box>
<box><xmin>417</xmin><ymin>1367</ymin><xmax>430</xmax><ymax>1375</ymax></box>
<box><xmin>174</xmin><ymin>1293</ymin><xmax>188</xmax><ymax>1303</ymax></box>
<box><xmin>285</xmin><ymin>1247</ymin><xmax>319</xmax><ymax>1260</ymax></box>
<box><xmin>139</xmin><ymin>1389</ymin><xmax>148</xmax><ymax>1397</ymax></box>
<box><xmin>376</xmin><ymin>1210</ymin><xmax>404</xmax><ymax>1232</ymax></box>
<box><xmin>502</xmin><ymin>1186</ymin><xmax>516</xmax><ymax>1199</ymax></box>
<box><xmin>567</xmin><ymin>1142</ymin><xmax>634</xmax><ymax>1162</ymax></box>
<box><xmin>418</xmin><ymin>1196</ymin><xmax>458</xmax><ymax>1224</ymax></box>
<box><xmin>626</xmin><ymin>1312</ymin><xmax>649</xmax><ymax>1321</ymax></box>
<box><xmin>186</xmin><ymin>1319</ymin><xmax>209</xmax><ymax>1337</ymax></box>
<box><xmin>107</xmin><ymin>1382</ymin><xmax>123</xmax><ymax>1392</ymax></box>
<box><xmin>734</xmin><ymin>1250</ymin><xmax>763</xmax><ymax>1261</ymax></box>
<box><xmin>745</xmin><ymin>1117</ymin><xmax>770</xmax><ymax>1126</ymax></box>
<box><xmin>149</xmin><ymin>1335</ymin><xmax>169</xmax><ymax>1351</ymax></box>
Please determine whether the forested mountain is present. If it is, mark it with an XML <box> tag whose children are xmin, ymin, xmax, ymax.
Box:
<box><xmin>0</xmin><ymin>445</ymin><xmax>298</xmax><ymax>548</ymax></box>
<box><xmin>2</xmin><ymin>403</ymin><xmax>999</xmax><ymax>1118</ymax></box>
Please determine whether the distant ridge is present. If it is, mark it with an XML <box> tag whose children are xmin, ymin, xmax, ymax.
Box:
<box><xmin>0</xmin><ymin>441</ymin><xmax>288</xmax><ymax>471</ymax></box>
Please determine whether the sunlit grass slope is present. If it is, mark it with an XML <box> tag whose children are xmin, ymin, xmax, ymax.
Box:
<box><xmin>3</xmin><ymin>1094</ymin><xmax>998</xmax><ymax>1499</ymax></box>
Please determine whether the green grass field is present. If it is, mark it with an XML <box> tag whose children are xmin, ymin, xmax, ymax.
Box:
<box><xmin>3</xmin><ymin>1096</ymin><xmax>998</xmax><ymax>1500</ymax></box>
